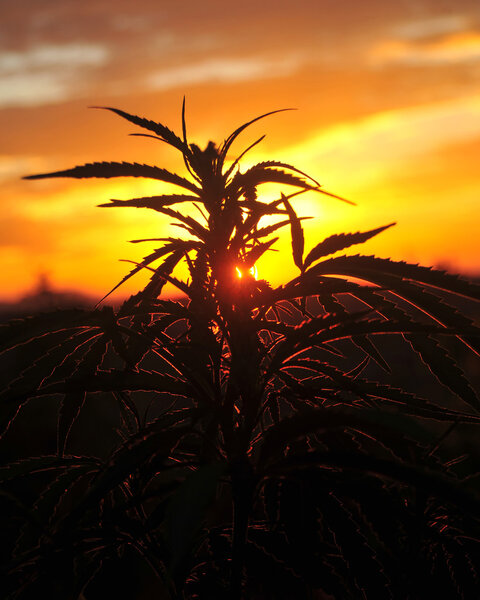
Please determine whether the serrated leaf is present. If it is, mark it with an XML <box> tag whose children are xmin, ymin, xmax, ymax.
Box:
<box><xmin>316</xmin><ymin>292</ymin><xmax>390</xmax><ymax>371</ymax></box>
<box><xmin>247</xmin><ymin>160</ymin><xmax>321</xmax><ymax>186</ymax></box>
<box><xmin>245</xmin><ymin>530</ymin><xmax>306</xmax><ymax>593</ymax></box>
<box><xmin>388</xmin><ymin>278</ymin><xmax>480</xmax><ymax>355</ymax></box>
<box><xmin>97</xmin><ymin>247</ymin><xmax>185</xmax><ymax>305</ymax></box>
<box><xmin>156</xmin><ymin>206</ymin><xmax>208</xmax><ymax>240</ymax></box>
<box><xmin>0</xmin><ymin>329</ymin><xmax>100</xmax><ymax>438</ymax></box>
<box><xmin>257</xmin><ymin>274</ymin><xmax>363</xmax><ymax>310</ymax></box>
<box><xmin>98</xmin><ymin>194</ymin><xmax>199</xmax><ymax>210</ymax></box>
<box><xmin>258</xmin><ymin>406</ymin><xmax>413</xmax><ymax>469</ymax></box>
<box><xmin>57</xmin><ymin>335</ymin><xmax>108</xmax><ymax>456</ymax></box>
<box><xmin>164</xmin><ymin>462</ymin><xmax>226</xmax><ymax>577</ymax></box>
<box><xmin>91</xmin><ymin>106</ymin><xmax>188</xmax><ymax>153</ymax></box>
<box><xmin>307</xmin><ymin>254</ymin><xmax>480</xmax><ymax>301</ymax></box>
<box><xmin>312</xmin><ymin>318</ymin><xmax>478</xmax><ymax>346</ymax></box>
<box><xmin>223</xmin><ymin>135</ymin><xmax>266</xmax><ymax>180</ymax></box>
<box><xmin>350</xmin><ymin>270</ymin><xmax>480</xmax><ymax>356</ymax></box>
<box><xmin>282</xmin><ymin>195</ymin><xmax>304</xmax><ymax>272</ymax></box>
<box><xmin>266</xmin><ymin>311</ymin><xmax>372</xmax><ymax>373</ymax></box>
<box><xmin>42</xmin><ymin>368</ymin><xmax>191</xmax><ymax>396</ymax></box>
<box><xmin>404</xmin><ymin>334</ymin><xmax>480</xmax><ymax>411</ymax></box>
<box><xmin>269</xmin><ymin>450</ymin><xmax>480</xmax><ymax>515</ymax></box>
<box><xmin>114</xmin><ymin>391</ymin><xmax>140</xmax><ymax>435</ymax></box>
<box><xmin>356</xmin><ymin>379</ymin><xmax>480</xmax><ymax>423</ymax></box>
<box><xmin>59</xmin><ymin>410</ymin><xmax>198</xmax><ymax>528</ymax></box>
<box><xmin>243</xmin><ymin>237</ymin><xmax>278</xmax><ymax>268</ymax></box>
<box><xmin>42</xmin><ymin>330</ymin><xmax>103</xmax><ymax>386</ymax></box>
<box><xmin>14</xmin><ymin>464</ymin><xmax>96</xmax><ymax>556</ymax></box>
<box><xmin>0</xmin><ymin>309</ymin><xmax>96</xmax><ymax>354</ymax></box>
<box><xmin>245</xmin><ymin>218</ymin><xmax>296</xmax><ymax>242</ymax></box>
<box><xmin>24</xmin><ymin>161</ymin><xmax>200</xmax><ymax>194</ymax></box>
<box><xmin>230</xmin><ymin>166</ymin><xmax>317</xmax><ymax>195</ymax></box>
<box><xmin>441</xmin><ymin>537</ymin><xmax>480</xmax><ymax>597</ymax></box>
<box><xmin>280</xmin><ymin>358</ymin><xmax>370</xmax><ymax>403</ymax></box>
<box><xmin>304</xmin><ymin>223</ymin><xmax>395</xmax><ymax>269</ymax></box>
<box><xmin>321</xmin><ymin>493</ymin><xmax>393</xmax><ymax>598</ymax></box>
<box><xmin>220</xmin><ymin>109</ymin><xmax>293</xmax><ymax>164</ymax></box>
<box><xmin>0</xmin><ymin>456</ymin><xmax>97</xmax><ymax>483</ymax></box>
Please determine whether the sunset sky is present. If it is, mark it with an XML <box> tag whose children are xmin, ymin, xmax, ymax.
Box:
<box><xmin>1</xmin><ymin>0</ymin><xmax>480</xmax><ymax>302</ymax></box>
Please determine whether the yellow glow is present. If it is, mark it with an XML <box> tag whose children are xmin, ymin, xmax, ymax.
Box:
<box><xmin>3</xmin><ymin>54</ymin><xmax>480</xmax><ymax>302</ymax></box>
<box><xmin>235</xmin><ymin>265</ymin><xmax>258</xmax><ymax>280</ymax></box>
<box><xmin>370</xmin><ymin>31</ymin><xmax>480</xmax><ymax>66</ymax></box>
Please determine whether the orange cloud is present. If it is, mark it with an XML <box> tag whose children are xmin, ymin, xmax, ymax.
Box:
<box><xmin>370</xmin><ymin>31</ymin><xmax>480</xmax><ymax>65</ymax></box>
<box><xmin>146</xmin><ymin>55</ymin><xmax>303</xmax><ymax>91</ymax></box>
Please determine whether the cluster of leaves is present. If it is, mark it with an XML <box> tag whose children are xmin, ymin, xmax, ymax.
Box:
<box><xmin>1</xmin><ymin>103</ymin><xmax>480</xmax><ymax>599</ymax></box>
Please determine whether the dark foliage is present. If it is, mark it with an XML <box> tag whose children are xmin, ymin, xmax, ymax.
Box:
<box><xmin>1</xmin><ymin>102</ymin><xmax>480</xmax><ymax>599</ymax></box>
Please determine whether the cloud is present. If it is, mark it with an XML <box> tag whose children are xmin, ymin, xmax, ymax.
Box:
<box><xmin>369</xmin><ymin>31</ymin><xmax>480</xmax><ymax>66</ymax></box>
<box><xmin>0</xmin><ymin>43</ymin><xmax>108</xmax><ymax>71</ymax></box>
<box><xmin>0</xmin><ymin>72</ymin><xmax>78</xmax><ymax>109</ymax></box>
<box><xmin>0</xmin><ymin>156</ymin><xmax>47</xmax><ymax>182</ymax></box>
<box><xmin>271</xmin><ymin>94</ymin><xmax>480</xmax><ymax>190</ymax></box>
<box><xmin>0</xmin><ymin>43</ymin><xmax>109</xmax><ymax>108</ymax></box>
<box><xmin>146</xmin><ymin>55</ymin><xmax>303</xmax><ymax>91</ymax></box>
<box><xmin>393</xmin><ymin>14</ymin><xmax>470</xmax><ymax>40</ymax></box>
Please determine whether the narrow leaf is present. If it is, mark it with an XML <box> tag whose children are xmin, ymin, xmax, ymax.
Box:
<box><xmin>0</xmin><ymin>456</ymin><xmax>97</xmax><ymax>483</ymax></box>
<box><xmin>24</xmin><ymin>161</ymin><xmax>200</xmax><ymax>194</ymax></box>
<box><xmin>243</xmin><ymin>237</ymin><xmax>278</xmax><ymax>268</ymax></box>
<box><xmin>223</xmin><ymin>135</ymin><xmax>266</xmax><ymax>180</ymax></box>
<box><xmin>57</xmin><ymin>336</ymin><xmax>108</xmax><ymax>456</ymax></box>
<box><xmin>0</xmin><ymin>309</ymin><xmax>95</xmax><ymax>354</ymax></box>
<box><xmin>404</xmin><ymin>334</ymin><xmax>480</xmax><ymax>411</ymax></box>
<box><xmin>90</xmin><ymin>106</ymin><xmax>187</xmax><ymax>153</ymax></box>
<box><xmin>307</xmin><ymin>255</ymin><xmax>480</xmax><ymax>301</ymax></box>
<box><xmin>283</xmin><ymin>195</ymin><xmax>304</xmax><ymax>272</ymax></box>
<box><xmin>230</xmin><ymin>167</ymin><xmax>316</xmax><ymax>194</ymax></box>
<box><xmin>304</xmin><ymin>223</ymin><xmax>396</xmax><ymax>269</ymax></box>
<box><xmin>97</xmin><ymin>247</ymin><xmax>184</xmax><ymax>305</ymax></box>
<box><xmin>220</xmin><ymin>109</ymin><xmax>294</xmax><ymax>162</ymax></box>
<box><xmin>98</xmin><ymin>194</ymin><xmax>199</xmax><ymax>210</ymax></box>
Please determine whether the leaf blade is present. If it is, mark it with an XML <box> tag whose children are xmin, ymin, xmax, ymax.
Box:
<box><xmin>24</xmin><ymin>161</ymin><xmax>200</xmax><ymax>194</ymax></box>
<box><xmin>304</xmin><ymin>223</ymin><xmax>396</xmax><ymax>269</ymax></box>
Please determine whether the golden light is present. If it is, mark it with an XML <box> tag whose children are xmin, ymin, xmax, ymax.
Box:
<box><xmin>235</xmin><ymin>265</ymin><xmax>258</xmax><ymax>280</ymax></box>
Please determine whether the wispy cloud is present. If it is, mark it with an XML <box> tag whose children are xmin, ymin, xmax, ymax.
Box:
<box><xmin>393</xmin><ymin>15</ymin><xmax>470</xmax><ymax>40</ymax></box>
<box><xmin>0</xmin><ymin>43</ymin><xmax>108</xmax><ymax>71</ymax></box>
<box><xmin>0</xmin><ymin>72</ymin><xmax>79</xmax><ymax>109</ymax></box>
<box><xmin>146</xmin><ymin>55</ymin><xmax>302</xmax><ymax>91</ymax></box>
<box><xmin>369</xmin><ymin>31</ymin><xmax>480</xmax><ymax>66</ymax></box>
<box><xmin>0</xmin><ymin>156</ymin><xmax>46</xmax><ymax>182</ymax></box>
<box><xmin>273</xmin><ymin>94</ymin><xmax>480</xmax><ymax>190</ymax></box>
<box><xmin>0</xmin><ymin>43</ymin><xmax>109</xmax><ymax>108</ymax></box>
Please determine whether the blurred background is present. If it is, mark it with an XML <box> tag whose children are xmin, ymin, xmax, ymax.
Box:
<box><xmin>1</xmin><ymin>0</ymin><xmax>480</xmax><ymax>310</ymax></box>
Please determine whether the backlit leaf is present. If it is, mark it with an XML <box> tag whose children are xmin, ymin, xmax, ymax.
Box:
<box><xmin>304</xmin><ymin>223</ymin><xmax>395</xmax><ymax>269</ymax></box>
<box><xmin>24</xmin><ymin>161</ymin><xmax>200</xmax><ymax>194</ymax></box>
<box><xmin>282</xmin><ymin>195</ymin><xmax>304</xmax><ymax>272</ymax></box>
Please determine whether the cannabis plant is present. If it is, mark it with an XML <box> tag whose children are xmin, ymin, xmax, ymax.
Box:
<box><xmin>1</xmin><ymin>103</ymin><xmax>480</xmax><ymax>599</ymax></box>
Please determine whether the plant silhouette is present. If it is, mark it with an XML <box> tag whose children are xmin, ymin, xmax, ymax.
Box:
<box><xmin>1</xmin><ymin>101</ymin><xmax>480</xmax><ymax>599</ymax></box>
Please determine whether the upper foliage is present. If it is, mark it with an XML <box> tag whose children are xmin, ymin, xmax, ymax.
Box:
<box><xmin>2</xmin><ymin>101</ymin><xmax>480</xmax><ymax>600</ymax></box>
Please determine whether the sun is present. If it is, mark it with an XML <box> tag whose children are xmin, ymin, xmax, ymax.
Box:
<box><xmin>235</xmin><ymin>265</ymin><xmax>258</xmax><ymax>279</ymax></box>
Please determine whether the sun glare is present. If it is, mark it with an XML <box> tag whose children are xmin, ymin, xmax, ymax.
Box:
<box><xmin>235</xmin><ymin>265</ymin><xmax>258</xmax><ymax>280</ymax></box>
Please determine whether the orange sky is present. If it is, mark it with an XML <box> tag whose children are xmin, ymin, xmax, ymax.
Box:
<box><xmin>1</xmin><ymin>1</ymin><xmax>480</xmax><ymax>302</ymax></box>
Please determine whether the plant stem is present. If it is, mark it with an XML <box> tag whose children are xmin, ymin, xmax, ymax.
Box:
<box><xmin>230</xmin><ymin>455</ymin><xmax>254</xmax><ymax>600</ymax></box>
